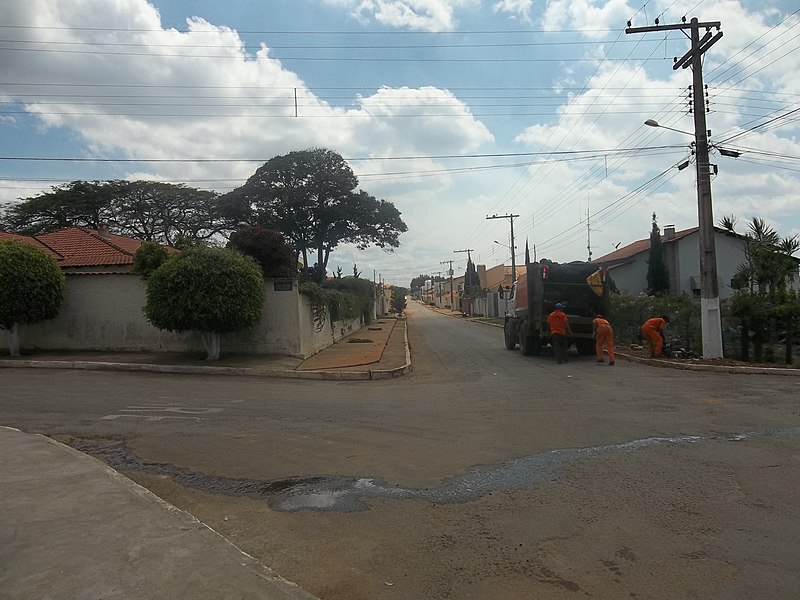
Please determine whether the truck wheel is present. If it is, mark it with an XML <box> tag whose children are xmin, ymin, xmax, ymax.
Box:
<box><xmin>576</xmin><ymin>339</ymin><xmax>594</xmax><ymax>356</ymax></box>
<box><xmin>519</xmin><ymin>334</ymin><xmax>536</xmax><ymax>356</ymax></box>
<box><xmin>503</xmin><ymin>323</ymin><xmax>517</xmax><ymax>350</ymax></box>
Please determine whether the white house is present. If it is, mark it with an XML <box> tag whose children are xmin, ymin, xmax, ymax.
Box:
<box><xmin>593</xmin><ymin>225</ymin><xmax>777</xmax><ymax>300</ymax></box>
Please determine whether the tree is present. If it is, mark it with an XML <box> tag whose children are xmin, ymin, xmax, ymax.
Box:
<box><xmin>409</xmin><ymin>274</ymin><xmax>443</xmax><ymax>290</ymax></box>
<box><xmin>227</xmin><ymin>226</ymin><xmax>296</xmax><ymax>278</ymax></box>
<box><xmin>391</xmin><ymin>287</ymin><xmax>408</xmax><ymax>314</ymax></box>
<box><xmin>646</xmin><ymin>213</ymin><xmax>670</xmax><ymax>295</ymax></box>
<box><xmin>221</xmin><ymin>148</ymin><xmax>407</xmax><ymax>282</ymax></box>
<box><xmin>2</xmin><ymin>180</ymin><xmax>227</xmax><ymax>247</ymax></box>
<box><xmin>0</xmin><ymin>241</ymin><xmax>65</xmax><ymax>356</ymax></box>
<box><xmin>728</xmin><ymin>217</ymin><xmax>800</xmax><ymax>363</ymax></box>
<box><xmin>132</xmin><ymin>241</ymin><xmax>169</xmax><ymax>279</ymax></box>
<box><xmin>1</xmin><ymin>180</ymin><xmax>109</xmax><ymax>234</ymax></box>
<box><xmin>103</xmin><ymin>181</ymin><xmax>225</xmax><ymax>247</ymax></box>
<box><xmin>464</xmin><ymin>257</ymin><xmax>481</xmax><ymax>294</ymax></box>
<box><xmin>143</xmin><ymin>247</ymin><xmax>265</xmax><ymax>360</ymax></box>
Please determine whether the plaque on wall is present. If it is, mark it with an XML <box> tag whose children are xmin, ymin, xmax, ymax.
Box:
<box><xmin>273</xmin><ymin>280</ymin><xmax>293</xmax><ymax>292</ymax></box>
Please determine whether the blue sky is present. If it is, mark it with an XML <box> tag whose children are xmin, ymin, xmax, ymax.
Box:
<box><xmin>2</xmin><ymin>0</ymin><xmax>799</xmax><ymax>286</ymax></box>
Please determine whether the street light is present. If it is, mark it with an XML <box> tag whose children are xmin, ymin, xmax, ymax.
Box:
<box><xmin>644</xmin><ymin>119</ymin><xmax>694</xmax><ymax>137</ymax></box>
<box><xmin>645</xmin><ymin>117</ymin><xmax>723</xmax><ymax>358</ymax></box>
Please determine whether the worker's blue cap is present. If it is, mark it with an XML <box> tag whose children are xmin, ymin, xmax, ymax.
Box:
<box><xmin>555</xmin><ymin>303</ymin><xmax>564</xmax><ymax>309</ymax></box>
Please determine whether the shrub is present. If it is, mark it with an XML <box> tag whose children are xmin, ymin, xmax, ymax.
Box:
<box><xmin>144</xmin><ymin>247</ymin><xmax>265</xmax><ymax>359</ymax></box>
<box><xmin>132</xmin><ymin>241</ymin><xmax>169</xmax><ymax>279</ymax></box>
<box><xmin>0</xmin><ymin>240</ymin><xmax>65</xmax><ymax>356</ymax></box>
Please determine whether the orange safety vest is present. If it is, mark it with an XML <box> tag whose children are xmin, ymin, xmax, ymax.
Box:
<box><xmin>547</xmin><ymin>310</ymin><xmax>569</xmax><ymax>335</ymax></box>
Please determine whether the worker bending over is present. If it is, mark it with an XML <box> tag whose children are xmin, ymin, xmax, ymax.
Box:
<box><xmin>641</xmin><ymin>316</ymin><xmax>668</xmax><ymax>358</ymax></box>
<box><xmin>592</xmin><ymin>314</ymin><xmax>615</xmax><ymax>366</ymax></box>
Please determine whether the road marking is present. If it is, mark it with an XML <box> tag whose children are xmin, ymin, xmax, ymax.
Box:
<box><xmin>120</xmin><ymin>407</ymin><xmax>223</xmax><ymax>414</ymax></box>
<box><xmin>100</xmin><ymin>414</ymin><xmax>204</xmax><ymax>421</ymax></box>
<box><xmin>101</xmin><ymin>402</ymin><xmax>224</xmax><ymax>421</ymax></box>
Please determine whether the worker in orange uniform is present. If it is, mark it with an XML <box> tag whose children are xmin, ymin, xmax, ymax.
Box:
<box><xmin>592</xmin><ymin>314</ymin><xmax>615</xmax><ymax>366</ymax></box>
<box><xmin>641</xmin><ymin>316</ymin><xmax>668</xmax><ymax>358</ymax></box>
<box><xmin>547</xmin><ymin>303</ymin><xmax>572</xmax><ymax>364</ymax></box>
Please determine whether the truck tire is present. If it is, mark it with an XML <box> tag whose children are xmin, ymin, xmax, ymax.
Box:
<box><xmin>503</xmin><ymin>322</ymin><xmax>517</xmax><ymax>350</ymax></box>
<box><xmin>520</xmin><ymin>333</ymin><xmax>542</xmax><ymax>356</ymax></box>
<box><xmin>519</xmin><ymin>333</ymin><xmax>533</xmax><ymax>356</ymax></box>
<box><xmin>576</xmin><ymin>339</ymin><xmax>594</xmax><ymax>356</ymax></box>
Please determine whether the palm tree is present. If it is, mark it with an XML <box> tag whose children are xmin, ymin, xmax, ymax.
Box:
<box><xmin>730</xmin><ymin>217</ymin><xmax>800</xmax><ymax>363</ymax></box>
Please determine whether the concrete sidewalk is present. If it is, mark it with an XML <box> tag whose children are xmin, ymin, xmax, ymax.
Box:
<box><xmin>0</xmin><ymin>316</ymin><xmax>411</xmax><ymax>381</ymax></box>
<box><xmin>0</xmin><ymin>425</ymin><xmax>319</xmax><ymax>600</ymax></box>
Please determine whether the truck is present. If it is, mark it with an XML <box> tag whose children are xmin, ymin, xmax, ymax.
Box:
<box><xmin>503</xmin><ymin>257</ymin><xmax>611</xmax><ymax>356</ymax></box>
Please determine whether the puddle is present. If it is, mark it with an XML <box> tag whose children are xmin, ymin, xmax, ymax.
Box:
<box><xmin>69</xmin><ymin>429</ymin><xmax>798</xmax><ymax>513</ymax></box>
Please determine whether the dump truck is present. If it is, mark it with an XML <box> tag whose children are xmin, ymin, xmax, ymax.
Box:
<box><xmin>503</xmin><ymin>258</ymin><xmax>611</xmax><ymax>356</ymax></box>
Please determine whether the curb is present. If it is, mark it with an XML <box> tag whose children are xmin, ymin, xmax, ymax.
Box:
<box><xmin>0</xmin><ymin>321</ymin><xmax>413</xmax><ymax>381</ymax></box>
<box><xmin>617</xmin><ymin>352</ymin><xmax>800</xmax><ymax>376</ymax></box>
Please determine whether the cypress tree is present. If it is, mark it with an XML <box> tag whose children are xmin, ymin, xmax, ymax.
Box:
<box><xmin>646</xmin><ymin>213</ymin><xmax>670</xmax><ymax>295</ymax></box>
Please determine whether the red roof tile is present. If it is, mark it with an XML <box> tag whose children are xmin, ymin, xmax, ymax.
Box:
<box><xmin>1</xmin><ymin>227</ymin><xmax>175</xmax><ymax>268</ymax></box>
<box><xmin>0</xmin><ymin>231</ymin><xmax>64</xmax><ymax>260</ymax></box>
<box><xmin>36</xmin><ymin>227</ymin><xmax>139</xmax><ymax>267</ymax></box>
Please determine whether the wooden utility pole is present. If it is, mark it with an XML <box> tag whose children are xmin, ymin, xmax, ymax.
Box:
<box><xmin>486</xmin><ymin>213</ymin><xmax>519</xmax><ymax>283</ymax></box>
<box><xmin>626</xmin><ymin>17</ymin><xmax>724</xmax><ymax>358</ymax></box>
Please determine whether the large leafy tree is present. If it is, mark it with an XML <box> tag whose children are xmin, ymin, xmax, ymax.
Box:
<box><xmin>221</xmin><ymin>148</ymin><xmax>407</xmax><ymax>282</ymax></box>
<box><xmin>227</xmin><ymin>226</ymin><xmax>296</xmax><ymax>278</ymax></box>
<box><xmin>0</xmin><ymin>241</ymin><xmax>65</xmax><ymax>356</ymax></box>
<box><xmin>1</xmin><ymin>180</ymin><xmax>109</xmax><ymax>234</ymax></box>
<box><xmin>104</xmin><ymin>181</ymin><xmax>224</xmax><ymax>247</ymax></box>
<box><xmin>2</xmin><ymin>180</ymin><xmax>226</xmax><ymax>248</ymax></box>
<box><xmin>144</xmin><ymin>247</ymin><xmax>265</xmax><ymax>360</ymax></box>
<box><xmin>646</xmin><ymin>213</ymin><xmax>670</xmax><ymax>295</ymax></box>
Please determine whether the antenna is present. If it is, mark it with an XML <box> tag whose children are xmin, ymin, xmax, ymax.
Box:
<box><xmin>587</xmin><ymin>207</ymin><xmax>593</xmax><ymax>262</ymax></box>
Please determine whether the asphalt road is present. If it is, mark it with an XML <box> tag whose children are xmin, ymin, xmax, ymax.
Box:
<box><xmin>3</xmin><ymin>301</ymin><xmax>800</xmax><ymax>599</ymax></box>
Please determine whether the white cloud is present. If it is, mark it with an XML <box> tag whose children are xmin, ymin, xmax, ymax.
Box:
<box><xmin>2</xmin><ymin>1</ymin><xmax>493</xmax><ymax>194</ymax></box>
<box><xmin>331</xmin><ymin>0</ymin><xmax>478</xmax><ymax>32</ymax></box>
<box><xmin>493</xmin><ymin>0</ymin><xmax>535</xmax><ymax>22</ymax></box>
<box><xmin>541</xmin><ymin>0</ymin><xmax>630</xmax><ymax>36</ymax></box>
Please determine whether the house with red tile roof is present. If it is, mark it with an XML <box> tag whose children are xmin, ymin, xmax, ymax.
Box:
<box><xmin>1</xmin><ymin>226</ymin><xmax>362</xmax><ymax>358</ymax></box>
<box><xmin>593</xmin><ymin>225</ymin><xmax>754</xmax><ymax>300</ymax></box>
<box><xmin>0</xmin><ymin>226</ymin><xmax>175</xmax><ymax>272</ymax></box>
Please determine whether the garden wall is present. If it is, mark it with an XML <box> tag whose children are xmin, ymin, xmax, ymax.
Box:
<box><xmin>2</xmin><ymin>272</ymin><xmax>359</xmax><ymax>358</ymax></box>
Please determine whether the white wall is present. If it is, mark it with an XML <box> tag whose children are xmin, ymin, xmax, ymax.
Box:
<box><xmin>3</xmin><ymin>273</ymin><xmax>360</xmax><ymax>358</ymax></box>
<box><xmin>605</xmin><ymin>231</ymin><xmax>749</xmax><ymax>300</ymax></box>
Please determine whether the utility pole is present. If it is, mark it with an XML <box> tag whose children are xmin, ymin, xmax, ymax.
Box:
<box><xmin>626</xmin><ymin>17</ymin><xmax>724</xmax><ymax>359</ymax></box>
<box><xmin>441</xmin><ymin>260</ymin><xmax>454</xmax><ymax>309</ymax></box>
<box><xmin>486</xmin><ymin>214</ymin><xmax>519</xmax><ymax>283</ymax></box>
<box><xmin>454</xmin><ymin>249</ymin><xmax>474</xmax><ymax>262</ymax></box>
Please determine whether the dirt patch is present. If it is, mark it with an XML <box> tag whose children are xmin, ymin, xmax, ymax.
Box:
<box><xmin>620</xmin><ymin>345</ymin><xmax>799</xmax><ymax>370</ymax></box>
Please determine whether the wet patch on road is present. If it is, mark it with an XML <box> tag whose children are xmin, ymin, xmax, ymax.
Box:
<box><xmin>68</xmin><ymin>429</ymin><xmax>797</xmax><ymax>513</ymax></box>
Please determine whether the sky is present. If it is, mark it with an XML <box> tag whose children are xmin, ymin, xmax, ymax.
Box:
<box><xmin>1</xmin><ymin>0</ymin><xmax>799</xmax><ymax>286</ymax></box>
